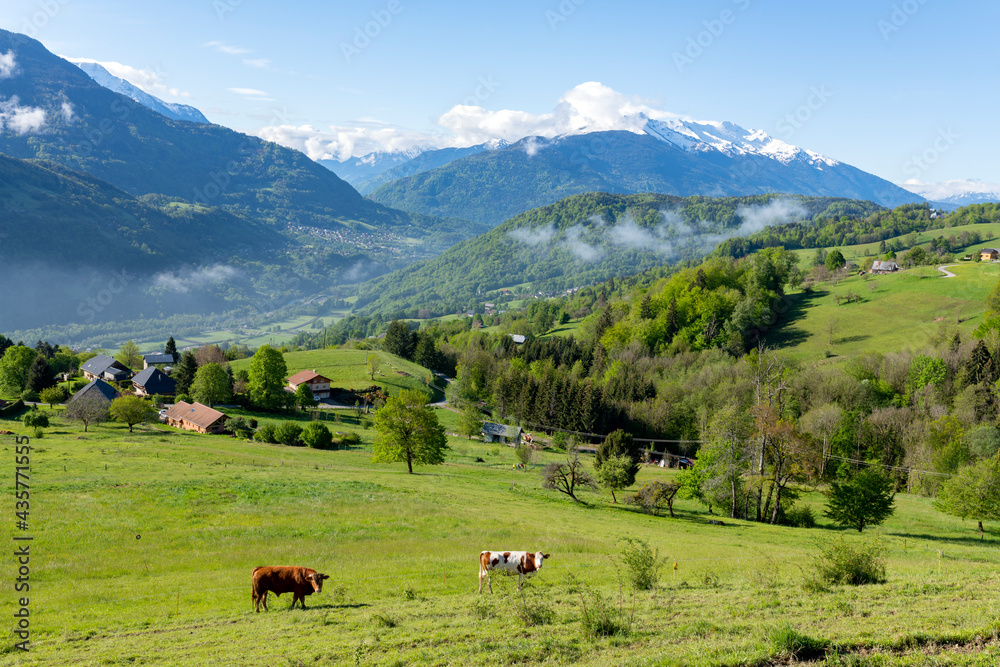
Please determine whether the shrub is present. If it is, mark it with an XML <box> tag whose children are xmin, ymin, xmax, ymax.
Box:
<box><xmin>301</xmin><ymin>422</ymin><xmax>334</xmax><ymax>450</ymax></box>
<box><xmin>253</xmin><ymin>422</ymin><xmax>277</xmax><ymax>444</ymax></box>
<box><xmin>20</xmin><ymin>389</ymin><xmax>39</xmax><ymax>403</ymax></box>
<box><xmin>275</xmin><ymin>421</ymin><xmax>303</xmax><ymax>447</ymax></box>
<box><xmin>785</xmin><ymin>505</ymin><xmax>817</xmax><ymax>528</ymax></box>
<box><xmin>174</xmin><ymin>393</ymin><xmax>192</xmax><ymax>404</ymax></box>
<box><xmin>579</xmin><ymin>587</ymin><xmax>632</xmax><ymax>638</ymax></box>
<box><xmin>514</xmin><ymin>445</ymin><xmax>534</xmax><ymax>465</ymax></box>
<box><xmin>335</xmin><ymin>432</ymin><xmax>362</xmax><ymax>449</ymax></box>
<box><xmin>810</xmin><ymin>535</ymin><xmax>886</xmax><ymax>587</ymax></box>
<box><xmin>149</xmin><ymin>394</ymin><xmax>166</xmax><ymax>408</ymax></box>
<box><xmin>619</xmin><ymin>538</ymin><xmax>663</xmax><ymax>591</ymax></box>
<box><xmin>627</xmin><ymin>480</ymin><xmax>681</xmax><ymax>517</ymax></box>
<box><xmin>23</xmin><ymin>408</ymin><xmax>49</xmax><ymax>429</ymax></box>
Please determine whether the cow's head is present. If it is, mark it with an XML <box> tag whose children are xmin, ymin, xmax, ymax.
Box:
<box><xmin>306</xmin><ymin>572</ymin><xmax>330</xmax><ymax>592</ymax></box>
<box><xmin>536</xmin><ymin>553</ymin><xmax>551</xmax><ymax>568</ymax></box>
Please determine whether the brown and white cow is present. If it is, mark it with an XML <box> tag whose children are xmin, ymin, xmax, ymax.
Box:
<box><xmin>251</xmin><ymin>566</ymin><xmax>329</xmax><ymax>611</ymax></box>
<box><xmin>478</xmin><ymin>551</ymin><xmax>550</xmax><ymax>593</ymax></box>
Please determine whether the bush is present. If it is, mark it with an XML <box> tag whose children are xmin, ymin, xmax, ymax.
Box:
<box><xmin>253</xmin><ymin>422</ymin><xmax>277</xmax><ymax>444</ymax></box>
<box><xmin>20</xmin><ymin>389</ymin><xmax>39</xmax><ymax>403</ymax></box>
<box><xmin>334</xmin><ymin>431</ymin><xmax>362</xmax><ymax>449</ymax></box>
<box><xmin>809</xmin><ymin>535</ymin><xmax>886</xmax><ymax>587</ymax></box>
<box><xmin>149</xmin><ymin>394</ymin><xmax>166</xmax><ymax>408</ymax></box>
<box><xmin>619</xmin><ymin>538</ymin><xmax>663</xmax><ymax>591</ymax></box>
<box><xmin>579</xmin><ymin>587</ymin><xmax>632</xmax><ymax>638</ymax></box>
<box><xmin>175</xmin><ymin>393</ymin><xmax>192</xmax><ymax>404</ymax></box>
<box><xmin>275</xmin><ymin>421</ymin><xmax>303</xmax><ymax>447</ymax></box>
<box><xmin>23</xmin><ymin>408</ymin><xmax>49</xmax><ymax>429</ymax></box>
<box><xmin>784</xmin><ymin>505</ymin><xmax>816</xmax><ymax>528</ymax></box>
<box><xmin>514</xmin><ymin>445</ymin><xmax>534</xmax><ymax>465</ymax></box>
<box><xmin>301</xmin><ymin>422</ymin><xmax>333</xmax><ymax>450</ymax></box>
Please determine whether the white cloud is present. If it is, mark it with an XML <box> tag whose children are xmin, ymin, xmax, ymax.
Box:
<box><xmin>256</xmin><ymin>81</ymin><xmax>684</xmax><ymax>160</ymax></box>
<box><xmin>0</xmin><ymin>50</ymin><xmax>16</xmax><ymax>79</ymax></box>
<box><xmin>900</xmin><ymin>179</ymin><xmax>1000</xmax><ymax>200</ymax></box>
<box><xmin>242</xmin><ymin>58</ymin><xmax>271</xmax><ymax>69</ymax></box>
<box><xmin>228</xmin><ymin>87</ymin><xmax>269</xmax><ymax>97</ymax></box>
<box><xmin>0</xmin><ymin>97</ymin><xmax>46</xmax><ymax>135</ymax></box>
<box><xmin>205</xmin><ymin>41</ymin><xmax>250</xmax><ymax>55</ymax></box>
<box><xmin>508</xmin><ymin>225</ymin><xmax>557</xmax><ymax>246</ymax></box>
<box><xmin>66</xmin><ymin>57</ymin><xmax>192</xmax><ymax>99</ymax></box>
<box><xmin>153</xmin><ymin>265</ymin><xmax>240</xmax><ymax>293</ymax></box>
<box><xmin>60</xmin><ymin>101</ymin><xmax>74</xmax><ymax>123</ymax></box>
<box><xmin>257</xmin><ymin>123</ymin><xmax>441</xmax><ymax>161</ymax></box>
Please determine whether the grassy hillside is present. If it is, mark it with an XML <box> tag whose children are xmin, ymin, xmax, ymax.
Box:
<box><xmin>769</xmin><ymin>263</ymin><xmax>999</xmax><ymax>361</ymax></box>
<box><xmin>4</xmin><ymin>410</ymin><xmax>1000</xmax><ymax>665</ymax></box>
<box><xmin>229</xmin><ymin>348</ymin><xmax>443</xmax><ymax>400</ymax></box>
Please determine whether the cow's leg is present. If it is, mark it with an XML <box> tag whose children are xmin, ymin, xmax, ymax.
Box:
<box><xmin>517</xmin><ymin>574</ymin><xmax>524</xmax><ymax>591</ymax></box>
<box><xmin>478</xmin><ymin>568</ymin><xmax>485</xmax><ymax>594</ymax></box>
<box><xmin>262</xmin><ymin>591</ymin><xmax>268</xmax><ymax>611</ymax></box>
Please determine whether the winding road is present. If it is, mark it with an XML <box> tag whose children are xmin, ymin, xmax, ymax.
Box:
<box><xmin>937</xmin><ymin>265</ymin><xmax>958</xmax><ymax>278</ymax></box>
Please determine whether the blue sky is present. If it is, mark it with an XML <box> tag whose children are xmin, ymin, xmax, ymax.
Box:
<box><xmin>1</xmin><ymin>0</ymin><xmax>997</xmax><ymax>192</ymax></box>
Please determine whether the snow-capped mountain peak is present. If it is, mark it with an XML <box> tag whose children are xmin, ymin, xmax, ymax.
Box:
<box><xmin>71</xmin><ymin>61</ymin><xmax>209</xmax><ymax>124</ymax></box>
<box><xmin>641</xmin><ymin>115</ymin><xmax>839</xmax><ymax>168</ymax></box>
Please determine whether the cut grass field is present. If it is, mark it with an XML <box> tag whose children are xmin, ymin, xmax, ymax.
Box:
<box><xmin>229</xmin><ymin>348</ymin><xmax>445</xmax><ymax>401</ymax></box>
<box><xmin>4</xmin><ymin>408</ymin><xmax>1000</xmax><ymax>665</ymax></box>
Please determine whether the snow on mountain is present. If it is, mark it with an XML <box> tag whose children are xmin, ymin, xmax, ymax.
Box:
<box><xmin>900</xmin><ymin>179</ymin><xmax>1000</xmax><ymax>206</ymax></box>
<box><xmin>72</xmin><ymin>61</ymin><xmax>210</xmax><ymax>124</ymax></box>
<box><xmin>641</xmin><ymin>116</ymin><xmax>839</xmax><ymax>168</ymax></box>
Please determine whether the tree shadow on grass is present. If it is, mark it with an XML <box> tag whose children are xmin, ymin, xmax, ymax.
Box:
<box><xmin>887</xmin><ymin>531</ymin><xmax>1000</xmax><ymax>548</ymax></box>
<box><xmin>761</xmin><ymin>290</ymin><xmax>827</xmax><ymax>349</ymax></box>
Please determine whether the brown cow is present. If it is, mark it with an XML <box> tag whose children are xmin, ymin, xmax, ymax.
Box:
<box><xmin>251</xmin><ymin>566</ymin><xmax>329</xmax><ymax>611</ymax></box>
<box><xmin>478</xmin><ymin>551</ymin><xmax>550</xmax><ymax>593</ymax></box>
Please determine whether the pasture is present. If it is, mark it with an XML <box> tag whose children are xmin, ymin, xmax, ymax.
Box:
<box><xmin>3</xmin><ymin>407</ymin><xmax>1000</xmax><ymax>665</ymax></box>
<box><xmin>768</xmin><ymin>262</ymin><xmax>1000</xmax><ymax>363</ymax></box>
<box><xmin>229</xmin><ymin>348</ymin><xmax>444</xmax><ymax>401</ymax></box>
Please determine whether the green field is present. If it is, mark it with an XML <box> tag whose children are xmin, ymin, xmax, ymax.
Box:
<box><xmin>229</xmin><ymin>348</ymin><xmax>444</xmax><ymax>401</ymax></box>
<box><xmin>767</xmin><ymin>261</ymin><xmax>1000</xmax><ymax>363</ymax></box>
<box><xmin>4</xmin><ymin>408</ymin><xmax>1000</xmax><ymax>666</ymax></box>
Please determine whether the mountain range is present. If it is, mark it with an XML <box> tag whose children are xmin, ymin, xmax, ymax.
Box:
<box><xmin>343</xmin><ymin>116</ymin><xmax>921</xmax><ymax>227</ymax></box>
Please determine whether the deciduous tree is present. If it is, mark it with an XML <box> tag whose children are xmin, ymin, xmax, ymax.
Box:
<box><xmin>116</xmin><ymin>340</ymin><xmax>143</xmax><ymax>371</ymax></box>
<box><xmin>66</xmin><ymin>394</ymin><xmax>110</xmax><ymax>432</ymax></box>
<box><xmin>825</xmin><ymin>467</ymin><xmax>896</xmax><ymax>532</ymax></box>
<box><xmin>934</xmin><ymin>453</ymin><xmax>1000</xmax><ymax>534</ymax></box>
<box><xmin>0</xmin><ymin>346</ymin><xmax>37</xmax><ymax>396</ymax></box>
<box><xmin>372</xmin><ymin>390</ymin><xmax>447</xmax><ymax>473</ymax></box>
<box><xmin>191</xmin><ymin>363</ymin><xmax>233</xmax><ymax>407</ymax></box>
<box><xmin>248</xmin><ymin>345</ymin><xmax>289</xmax><ymax>411</ymax></box>
<box><xmin>109</xmin><ymin>396</ymin><xmax>156</xmax><ymax>433</ymax></box>
<box><xmin>542</xmin><ymin>450</ymin><xmax>597</xmax><ymax>503</ymax></box>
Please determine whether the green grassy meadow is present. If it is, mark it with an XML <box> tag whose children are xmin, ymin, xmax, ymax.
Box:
<box><xmin>768</xmin><ymin>262</ymin><xmax>1000</xmax><ymax>363</ymax></box>
<box><xmin>229</xmin><ymin>348</ymin><xmax>444</xmax><ymax>401</ymax></box>
<box><xmin>4</xmin><ymin>407</ymin><xmax>1000</xmax><ymax>666</ymax></box>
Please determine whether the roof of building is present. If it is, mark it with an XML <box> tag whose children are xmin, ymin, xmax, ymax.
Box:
<box><xmin>71</xmin><ymin>379</ymin><xmax>120</xmax><ymax>403</ymax></box>
<box><xmin>81</xmin><ymin>354</ymin><xmax>128</xmax><ymax>376</ymax></box>
<box><xmin>871</xmin><ymin>261</ymin><xmax>899</xmax><ymax>270</ymax></box>
<box><xmin>164</xmin><ymin>401</ymin><xmax>227</xmax><ymax>429</ymax></box>
<box><xmin>982</xmin><ymin>248</ymin><xmax>1000</xmax><ymax>253</ymax></box>
<box><xmin>287</xmin><ymin>369</ymin><xmax>330</xmax><ymax>385</ymax></box>
<box><xmin>482</xmin><ymin>422</ymin><xmax>523</xmax><ymax>438</ymax></box>
<box><xmin>132</xmin><ymin>367</ymin><xmax>177</xmax><ymax>394</ymax></box>
<box><xmin>143</xmin><ymin>353</ymin><xmax>175</xmax><ymax>365</ymax></box>
<box><xmin>510</xmin><ymin>334</ymin><xmax>527</xmax><ymax>344</ymax></box>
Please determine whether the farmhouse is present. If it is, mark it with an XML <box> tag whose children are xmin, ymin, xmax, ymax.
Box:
<box><xmin>980</xmin><ymin>248</ymin><xmax>1000</xmax><ymax>261</ymax></box>
<box><xmin>131</xmin><ymin>367</ymin><xmax>176</xmax><ymax>397</ymax></box>
<box><xmin>80</xmin><ymin>354</ymin><xmax>131</xmax><ymax>382</ymax></box>
<box><xmin>287</xmin><ymin>369</ymin><xmax>332</xmax><ymax>399</ymax></box>
<box><xmin>482</xmin><ymin>422</ymin><xmax>523</xmax><ymax>446</ymax></box>
<box><xmin>163</xmin><ymin>401</ymin><xmax>227</xmax><ymax>434</ymax></box>
<box><xmin>870</xmin><ymin>260</ymin><xmax>899</xmax><ymax>274</ymax></box>
<box><xmin>71</xmin><ymin>379</ymin><xmax>120</xmax><ymax>404</ymax></box>
<box><xmin>143</xmin><ymin>353</ymin><xmax>174</xmax><ymax>369</ymax></box>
